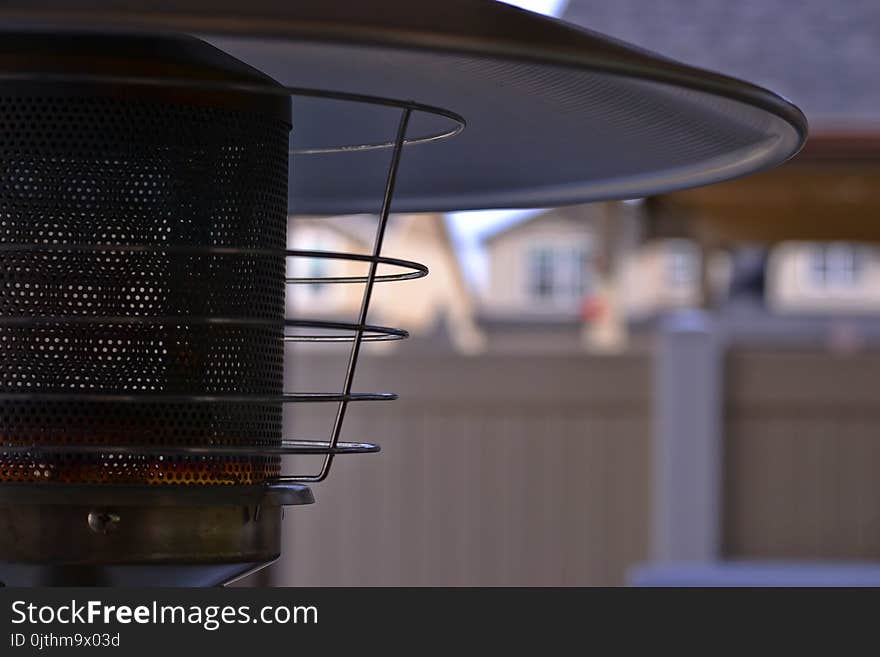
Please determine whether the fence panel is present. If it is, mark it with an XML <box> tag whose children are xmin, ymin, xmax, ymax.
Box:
<box><xmin>270</xmin><ymin>350</ymin><xmax>652</xmax><ymax>586</ymax></box>
<box><xmin>724</xmin><ymin>349</ymin><xmax>880</xmax><ymax>560</ymax></box>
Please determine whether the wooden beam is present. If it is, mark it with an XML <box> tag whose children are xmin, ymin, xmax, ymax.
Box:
<box><xmin>655</xmin><ymin>164</ymin><xmax>880</xmax><ymax>243</ymax></box>
<box><xmin>650</xmin><ymin>132</ymin><xmax>880</xmax><ymax>244</ymax></box>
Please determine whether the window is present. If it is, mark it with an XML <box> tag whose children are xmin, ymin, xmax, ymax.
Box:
<box><xmin>667</xmin><ymin>246</ymin><xmax>697</xmax><ymax>288</ymax></box>
<box><xmin>529</xmin><ymin>247</ymin><xmax>555</xmax><ymax>299</ymax></box>
<box><xmin>527</xmin><ymin>245</ymin><xmax>592</xmax><ymax>303</ymax></box>
<box><xmin>808</xmin><ymin>244</ymin><xmax>864</xmax><ymax>288</ymax></box>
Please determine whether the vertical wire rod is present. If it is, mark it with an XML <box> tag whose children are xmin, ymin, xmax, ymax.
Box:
<box><xmin>294</xmin><ymin>105</ymin><xmax>412</xmax><ymax>483</ymax></box>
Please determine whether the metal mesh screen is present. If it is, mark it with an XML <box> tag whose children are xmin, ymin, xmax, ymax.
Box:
<box><xmin>0</xmin><ymin>92</ymin><xmax>290</xmax><ymax>485</ymax></box>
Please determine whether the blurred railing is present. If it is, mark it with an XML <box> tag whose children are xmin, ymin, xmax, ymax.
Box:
<box><xmin>269</xmin><ymin>350</ymin><xmax>652</xmax><ymax>586</ymax></box>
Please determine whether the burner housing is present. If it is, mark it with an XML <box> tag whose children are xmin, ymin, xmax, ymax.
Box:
<box><xmin>0</xmin><ymin>33</ymin><xmax>290</xmax><ymax>486</ymax></box>
<box><xmin>0</xmin><ymin>33</ymin><xmax>299</xmax><ymax>586</ymax></box>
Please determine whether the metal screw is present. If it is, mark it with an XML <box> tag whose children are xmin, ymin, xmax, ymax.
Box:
<box><xmin>87</xmin><ymin>510</ymin><xmax>120</xmax><ymax>535</ymax></box>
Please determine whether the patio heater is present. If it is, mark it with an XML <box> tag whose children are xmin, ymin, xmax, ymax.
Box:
<box><xmin>0</xmin><ymin>1</ymin><xmax>806</xmax><ymax>586</ymax></box>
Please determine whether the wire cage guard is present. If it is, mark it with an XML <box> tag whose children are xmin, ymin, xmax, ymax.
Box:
<box><xmin>0</xmin><ymin>69</ymin><xmax>465</xmax><ymax>488</ymax></box>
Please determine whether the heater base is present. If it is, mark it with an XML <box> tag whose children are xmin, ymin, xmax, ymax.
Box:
<box><xmin>0</xmin><ymin>484</ymin><xmax>312</xmax><ymax>587</ymax></box>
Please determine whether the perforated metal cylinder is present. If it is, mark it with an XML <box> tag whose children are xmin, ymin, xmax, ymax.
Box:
<box><xmin>0</xmin><ymin>33</ymin><xmax>291</xmax><ymax>486</ymax></box>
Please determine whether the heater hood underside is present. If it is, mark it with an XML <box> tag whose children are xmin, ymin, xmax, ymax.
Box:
<box><xmin>0</xmin><ymin>0</ymin><xmax>807</xmax><ymax>214</ymax></box>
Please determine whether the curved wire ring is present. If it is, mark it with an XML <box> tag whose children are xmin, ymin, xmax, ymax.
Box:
<box><xmin>1</xmin><ymin>440</ymin><xmax>380</xmax><ymax>458</ymax></box>
<box><xmin>0</xmin><ymin>73</ymin><xmax>466</xmax><ymax>155</ymax></box>
<box><xmin>286</xmin><ymin>250</ymin><xmax>428</xmax><ymax>284</ymax></box>
<box><xmin>0</xmin><ymin>244</ymin><xmax>429</xmax><ymax>284</ymax></box>
<box><xmin>285</xmin><ymin>319</ymin><xmax>408</xmax><ymax>343</ymax></box>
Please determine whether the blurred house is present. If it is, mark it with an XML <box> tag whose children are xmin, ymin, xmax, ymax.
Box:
<box><xmin>290</xmin><ymin>207</ymin><xmax>868</xmax><ymax>358</ymax></box>
<box><xmin>476</xmin><ymin>203</ymin><xmax>614</xmax><ymax>353</ymax></box>
<box><xmin>480</xmin><ymin>204</ymin><xmax>604</xmax><ymax>320</ymax></box>
<box><xmin>476</xmin><ymin>201</ymin><xmax>702</xmax><ymax>352</ymax></box>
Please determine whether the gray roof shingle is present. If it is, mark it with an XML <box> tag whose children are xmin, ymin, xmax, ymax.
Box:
<box><xmin>562</xmin><ymin>0</ymin><xmax>880</xmax><ymax>124</ymax></box>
